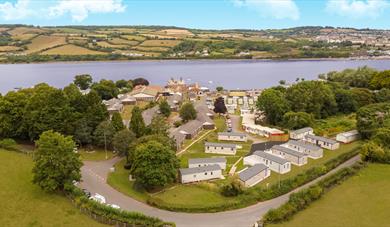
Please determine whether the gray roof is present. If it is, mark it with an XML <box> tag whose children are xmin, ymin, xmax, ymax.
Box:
<box><xmin>239</xmin><ymin>164</ymin><xmax>268</xmax><ymax>182</ymax></box>
<box><xmin>291</xmin><ymin>127</ymin><xmax>313</xmax><ymax>135</ymax></box>
<box><xmin>337</xmin><ymin>130</ymin><xmax>359</xmax><ymax>138</ymax></box>
<box><xmin>253</xmin><ymin>151</ymin><xmax>289</xmax><ymax>164</ymax></box>
<box><xmin>142</xmin><ymin>106</ymin><xmax>159</xmax><ymax>126</ymax></box>
<box><xmin>272</xmin><ymin>145</ymin><xmax>307</xmax><ymax>158</ymax></box>
<box><xmin>180</xmin><ymin>164</ymin><xmax>221</xmax><ymax>175</ymax></box>
<box><xmin>179</xmin><ymin>120</ymin><xmax>203</xmax><ymax>135</ymax></box>
<box><xmin>218</xmin><ymin>132</ymin><xmax>247</xmax><ymax>137</ymax></box>
<box><xmin>205</xmin><ymin>142</ymin><xmax>236</xmax><ymax>149</ymax></box>
<box><xmin>288</xmin><ymin>140</ymin><xmax>322</xmax><ymax>151</ymax></box>
<box><xmin>305</xmin><ymin>134</ymin><xmax>338</xmax><ymax>145</ymax></box>
<box><xmin>189</xmin><ymin>157</ymin><xmax>227</xmax><ymax>165</ymax></box>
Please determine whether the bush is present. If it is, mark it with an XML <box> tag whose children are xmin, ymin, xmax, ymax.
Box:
<box><xmin>221</xmin><ymin>178</ymin><xmax>244</xmax><ymax>197</ymax></box>
<box><xmin>124</xmin><ymin>162</ymin><xmax>132</xmax><ymax>170</ymax></box>
<box><xmin>0</xmin><ymin>138</ymin><xmax>17</xmax><ymax>149</ymax></box>
<box><xmin>173</xmin><ymin>121</ymin><xmax>182</xmax><ymax>128</ymax></box>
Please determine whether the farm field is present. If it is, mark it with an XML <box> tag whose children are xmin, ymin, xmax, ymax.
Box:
<box><xmin>40</xmin><ymin>44</ymin><xmax>107</xmax><ymax>55</ymax></box>
<box><xmin>0</xmin><ymin>149</ymin><xmax>105</xmax><ymax>227</ymax></box>
<box><xmin>269</xmin><ymin>163</ymin><xmax>390</xmax><ymax>227</ymax></box>
<box><xmin>25</xmin><ymin>35</ymin><xmax>66</xmax><ymax>54</ymax></box>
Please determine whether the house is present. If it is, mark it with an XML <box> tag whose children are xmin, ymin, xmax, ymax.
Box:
<box><xmin>141</xmin><ymin>106</ymin><xmax>159</xmax><ymax>126</ymax></box>
<box><xmin>103</xmin><ymin>98</ymin><xmax>123</xmax><ymax>113</ymax></box>
<box><xmin>188</xmin><ymin>157</ymin><xmax>227</xmax><ymax>170</ymax></box>
<box><xmin>177</xmin><ymin>120</ymin><xmax>203</xmax><ymax>139</ymax></box>
<box><xmin>118</xmin><ymin>94</ymin><xmax>136</xmax><ymax>105</ymax></box>
<box><xmin>239</xmin><ymin>164</ymin><xmax>270</xmax><ymax>187</ymax></box>
<box><xmin>195</xmin><ymin>103</ymin><xmax>215</xmax><ymax>130</ymax></box>
<box><xmin>290</xmin><ymin>127</ymin><xmax>314</xmax><ymax>140</ymax></box>
<box><xmin>166</xmin><ymin>93</ymin><xmax>183</xmax><ymax>111</ymax></box>
<box><xmin>271</xmin><ymin>145</ymin><xmax>308</xmax><ymax>166</ymax></box>
<box><xmin>170</xmin><ymin>129</ymin><xmax>187</xmax><ymax>151</ymax></box>
<box><xmin>336</xmin><ymin>130</ymin><xmax>360</xmax><ymax>143</ymax></box>
<box><xmin>286</xmin><ymin>140</ymin><xmax>323</xmax><ymax>159</ymax></box>
<box><xmin>218</xmin><ymin>132</ymin><xmax>247</xmax><ymax>142</ymax></box>
<box><xmin>179</xmin><ymin>165</ymin><xmax>222</xmax><ymax>183</ymax></box>
<box><xmin>130</xmin><ymin>85</ymin><xmax>161</xmax><ymax>101</ymax></box>
<box><xmin>305</xmin><ymin>134</ymin><xmax>340</xmax><ymax>150</ymax></box>
<box><xmin>205</xmin><ymin>142</ymin><xmax>237</xmax><ymax>155</ymax></box>
<box><xmin>243</xmin><ymin>151</ymin><xmax>291</xmax><ymax>174</ymax></box>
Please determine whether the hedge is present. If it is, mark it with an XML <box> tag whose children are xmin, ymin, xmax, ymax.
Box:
<box><xmin>146</xmin><ymin>147</ymin><xmax>361</xmax><ymax>213</ymax></box>
<box><xmin>261</xmin><ymin>161</ymin><xmax>366</xmax><ymax>225</ymax></box>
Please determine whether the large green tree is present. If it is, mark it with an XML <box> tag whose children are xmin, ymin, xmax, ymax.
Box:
<box><xmin>351</xmin><ymin>88</ymin><xmax>375</xmax><ymax>109</ymax></box>
<box><xmin>93</xmin><ymin>120</ymin><xmax>116</xmax><ymax>148</ymax></box>
<box><xmin>32</xmin><ymin>130</ymin><xmax>82</xmax><ymax>192</ymax></box>
<box><xmin>159</xmin><ymin>100</ymin><xmax>171</xmax><ymax>118</ymax></box>
<box><xmin>257</xmin><ymin>88</ymin><xmax>290</xmax><ymax>125</ymax></box>
<box><xmin>111</xmin><ymin>112</ymin><xmax>125</xmax><ymax>132</ymax></box>
<box><xmin>148</xmin><ymin>115</ymin><xmax>170</xmax><ymax>137</ymax></box>
<box><xmin>334</xmin><ymin>89</ymin><xmax>357</xmax><ymax>114</ymax></box>
<box><xmin>179</xmin><ymin>102</ymin><xmax>197</xmax><ymax>122</ymax></box>
<box><xmin>282</xmin><ymin>111</ymin><xmax>314</xmax><ymax>130</ymax></box>
<box><xmin>356</xmin><ymin>102</ymin><xmax>390</xmax><ymax>139</ymax></box>
<box><xmin>112</xmin><ymin>129</ymin><xmax>135</xmax><ymax>162</ymax></box>
<box><xmin>130</xmin><ymin>106</ymin><xmax>146</xmax><ymax>138</ymax></box>
<box><xmin>74</xmin><ymin>74</ymin><xmax>93</xmax><ymax>90</ymax></box>
<box><xmin>91</xmin><ymin>79</ymin><xmax>119</xmax><ymax>100</ymax></box>
<box><xmin>131</xmin><ymin>141</ymin><xmax>179</xmax><ymax>191</ymax></box>
<box><xmin>370</xmin><ymin>70</ymin><xmax>390</xmax><ymax>90</ymax></box>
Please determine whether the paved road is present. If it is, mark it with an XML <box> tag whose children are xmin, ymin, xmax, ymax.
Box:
<box><xmin>79</xmin><ymin>155</ymin><xmax>360</xmax><ymax>227</ymax></box>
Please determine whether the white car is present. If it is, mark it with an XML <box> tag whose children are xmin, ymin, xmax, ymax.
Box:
<box><xmin>91</xmin><ymin>193</ymin><xmax>106</xmax><ymax>204</ymax></box>
<box><xmin>108</xmin><ymin>204</ymin><xmax>120</xmax><ymax>209</ymax></box>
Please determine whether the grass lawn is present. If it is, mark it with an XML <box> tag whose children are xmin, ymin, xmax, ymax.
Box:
<box><xmin>313</xmin><ymin>114</ymin><xmax>356</xmax><ymax>137</ymax></box>
<box><xmin>79</xmin><ymin>148</ymin><xmax>116</xmax><ymax>161</ymax></box>
<box><xmin>0</xmin><ymin>149</ymin><xmax>105</xmax><ymax>226</ymax></box>
<box><xmin>269</xmin><ymin>163</ymin><xmax>390</xmax><ymax>227</ymax></box>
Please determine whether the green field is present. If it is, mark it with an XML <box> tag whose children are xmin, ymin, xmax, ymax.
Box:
<box><xmin>0</xmin><ymin>149</ymin><xmax>104</xmax><ymax>226</ymax></box>
<box><xmin>269</xmin><ymin>163</ymin><xmax>390</xmax><ymax>227</ymax></box>
<box><xmin>313</xmin><ymin>114</ymin><xmax>356</xmax><ymax>137</ymax></box>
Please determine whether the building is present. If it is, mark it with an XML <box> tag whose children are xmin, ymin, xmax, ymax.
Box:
<box><xmin>218</xmin><ymin>132</ymin><xmax>247</xmax><ymax>142</ymax></box>
<box><xmin>130</xmin><ymin>85</ymin><xmax>161</xmax><ymax>101</ymax></box>
<box><xmin>305</xmin><ymin>134</ymin><xmax>340</xmax><ymax>150</ymax></box>
<box><xmin>290</xmin><ymin>127</ymin><xmax>314</xmax><ymax>140</ymax></box>
<box><xmin>103</xmin><ymin>98</ymin><xmax>123</xmax><ymax>113</ymax></box>
<box><xmin>195</xmin><ymin>103</ymin><xmax>215</xmax><ymax>130</ymax></box>
<box><xmin>118</xmin><ymin>94</ymin><xmax>136</xmax><ymax>105</ymax></box>
<box><xmin>242</xmin><ymin>114</ymin><xmax>285</xmax><ymax>138</ymax></box>
<box><xmin>170</xmin><ymin>129</ymin><xmax>187</xmax><ymax>151</ymax></box>
<box><xmin>179</xmin><ymin>165</ymin><xmax>222</xmax><ymax>183</ymax></box>
<box><xmin>271</xmin><ymin>145</ymin><xmax>308</xmax><ymax>166</ymax></box>
<box><xmin>141</xmin><ymin>106</ymin><xmax>159</xmax><ymax>126</ymax></box>
<box><xmin>243</xmin><ymin>151</ymin><xmax>291</xmax><ymax>174</ymax></box>
<box><xmin>177</xmin><ymin>120</ymin><xmax>203</xmax><ymax>139</ymax></box>
<box><xmin>166</xmin><ymin>93</ymin><xmax>183</xmax><ymax>111</ymax></box>
<box><xmin>205</xmin><ymin>142</ymin><xmax>237</xmax><ymax>155</ymax></box>
<box><xmin>250</xmin><ymin>141</ymin><xmax>285</xmax><ymax>154</ymax></box>
<box><xmin>286</xmin><ymin>140</ymin><xmax>323</xmax><ymax>159</ymax></box>
<box><xmin>239</xmin><ymin>164</ymin><xmax>270</xmax><ymax>187</ymax></box>
<box><xmin>336</xmin><ymin>130</ymin><xmax>360</xmax><ymax>144</ymax></box>
<box><xmin>188</xmin><ymin>157</ymin><xmax>227</xmax><ymax>170</ymax></box>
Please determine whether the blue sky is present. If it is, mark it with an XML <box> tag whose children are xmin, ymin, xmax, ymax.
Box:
<box><xmin>0</xmin><ymin>0</ymin><xmax>389</xmax><ymax>29</ymax></box>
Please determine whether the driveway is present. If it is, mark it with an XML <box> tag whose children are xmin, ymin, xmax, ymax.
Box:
<box><xmin>79</xmin><ymin>155</ymin><xmax>360</xmax><ymax>227</ymax></box>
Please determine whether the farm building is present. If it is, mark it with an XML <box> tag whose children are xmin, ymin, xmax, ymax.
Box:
<box><xmin>243</xmin><ymin>151</ymin><xmax>291</xmax><ymax>174</ymax></box>
<box><xmin>286</xmin><ymin>140</ymin><xmax>323</xmax><ymax>159</ymax></box>
<box><xmin>179</xmin><ymin>165</ymin><xmax>222</xmax><ymax>183</ymax></box>
<box><xmin>239</xmin><ymin>164</ymin><xmax>270</xmax><ymax>187</ymax></box>
<box><xmin>290</xmin><ymin>127</ymin><xmax>314</xmax><ymax>140</ymax></box>
<box><xmin>271</xmin><ymin>145</ymin><xmax>308</xmax><ymax>166</ymax></box>
<box><xmin>305</xmin><ymin>134</ymin><xmax>340</xmax><ymax>150</ymax></box>
<box><xmin>336</xmin><ymin>130</ymin><xmax>360</xmax><ymax>143</ymax></box>
<box><xmin>218</xmin><ymin>132</ymin><xmax>247</xmax><ymax>142</ymax></box>
<box><xmin>205</xmin><ymin>142</ymin><xmax>237</xmax><ymax>155</ymax></box>
<box><xmin>188</xmin><ymin>157</ymin><xmax>227</xmax><ymax>170</ymax></box>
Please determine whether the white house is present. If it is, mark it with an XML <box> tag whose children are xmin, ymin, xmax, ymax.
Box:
<box><xmin>305</xmin><ymin>134</ymin><xmax>340</xmax><ymax>150</ymax></box>
<box><xmin>336</xmin><ymin>130</ymin><xmax>360</xmax><ymax>144</ymax></box>
<box><xmin>285</xmin><ymin>140</ymin><xmax>323</xmax><ymax>159</ymax></box>
<box><xmin>205</xmin><ymin>142</ymin><xmax>237</xmax><ymax>155</ymax></box>
<box><xmin>218</xmin><ymin>132</ymin><xmax>247</xmax><ymax>142</ymax></box>
<box><xmin>239</xmin><ymin>164</ymin><xmax>270</xmax><ymax>187</ymax></box>
<box><xmin>271</xmin><ymin>145</ymin><xmax>308</xmax><ymax>166</ymax></box>
<box><xmin>188</xmin><ymin>157</ymin><xmax>227</xmax><ymax>170</ymax></box>
<box><xmin>243</xmin><ymin>151</ymin><xmax>291</xmax><ymax>174</ymax></box>
<box><xmin>179</xmin><ymin>165</ymin><xmax>222</xmax><ymax>183</ymax></box>
<box><xmin>290</xmin><ymin>127</ymin><xmax>314</xmax><ymax>140</ymax></box>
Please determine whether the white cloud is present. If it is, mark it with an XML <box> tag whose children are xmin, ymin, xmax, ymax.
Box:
<box><xmin>48</xmin><ymin>0</ymin><xmax>126</xmax><ymax>22</ymax></box>
<box><xmin>0</xmin><ymin>0</ymin><xmax>34</xmax><ymax>20</ymax></box>
<box><xmin>232</xmin><ymin>0</ymin><xmax>300</xmax><ymax>20</ymax></box>
<box><xmin>326</xmin><ymin>0</ymin><xmax>390</xmax><ymax>18</ymax></box>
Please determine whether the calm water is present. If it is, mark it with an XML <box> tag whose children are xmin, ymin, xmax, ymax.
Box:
<box><xmin>1</xmin><ymin>59</ymin><xmax>390</xmax><ymax>93</ymax></box>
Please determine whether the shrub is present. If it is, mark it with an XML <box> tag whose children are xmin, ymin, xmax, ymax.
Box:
<box><xmin>221</xmin><ymin>178</ymin><xmax>245</xmax><ymax>197</ymax></box>
<box><xmin>0</xmin><ymin>138</ymin><xmax>17</xmax><ymax>149</ymax></box>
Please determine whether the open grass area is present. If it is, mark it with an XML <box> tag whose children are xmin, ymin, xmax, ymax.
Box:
<box><xmin>96</xmin><ymin>41</ymin><xmax>127</xmax><ymax>49</ymax></box>
<box><xmin>41</xmin><ymin>44</ymin><xmax>107</xmax><ymax>55</ymax></box>
<box><xmin>0</xmin><ymin>149</ymin><xmax>105</xmax><ymax>226</ymax></box>
<box><xmin>25</xmin><ymin>35</ymin><xmax>67</xmax><ymax>54</ymax></box>
<box><xmin>121</xmin><ymin>35</ymin><xmax>146</xmax><ymax>41</ymax></box>
<box><xmin>269</xmin><ymin>163</ymin><xmax>390</xmax><ymax>227</ymax></box>
<box><xmin>0</xmin><ymin>46</ymin><xmax>22</xmax><ymax>52</ymax></box>
<box><xmin>79</xmin><ymin>148</ymin><xmax>116</xmax><ymax>161</ymax></box>
<box><xmin>140</xmin><ymin>40</ymin><xmax>181</xmax><ymax>47</ymax></box>
<box><xmin>313</xmin><ymin>114</ymin><xmax>356</xmax><ymax>137</ymax></box>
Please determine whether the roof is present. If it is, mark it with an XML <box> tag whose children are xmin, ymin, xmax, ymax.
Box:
<box><xmin>291</xmin><ymin>127</ymin><xmax>313</xmax><ymax>135</ymax></box>
<box><xmin>253</xmin><ymin>151</ymin><xmax>289</xmax><ymax>164</ymax></box>
<box><xmin>205</xmin><ymin>142</ymin><xmax>236</xmax><ymax>148</ymax></box>
<box><xmin>141</xmin><ymin>106</ymin><xmax>159</xmax><ymax>126</ymax></box>
<box><xmin>305</xmin><ymin>134</ymin><xmax>338</xmax><ymax>145</ymax></box>
<box><xmin>189</xmin><ymin>157</ymin><xmax>227</xmax><ymax>165</ymax></box>
<box><xmin>218</xmin><ymin>132</ymin><xmax>247</xmax><ymax>137</ymax></box>
<box><xmin>180</xmin><ymin>165</ymin><xmax>221</xmax><ymax>175</ymax></box>
<box><xmin>130</xmin><ymin>86</ymin><xmax>159</xmax><ymax>97</ymax></box>
<box><xmin>272</xmin><ymin>145</ymin><xmax>307</xmax><ymax>158</ymax></box>
<box><xmin>287</xmin><ymin>140</ymin><xmax>322</xmax><ymax>151</ymax></box>
<box><xmin>250</xmin><ymin>141</ymin><xmax>285</xmax><ymax>154</ymax></box>
<box><xmin>179</xmin><ymin>120</ymin><xmax>203</xmax><ymax>135</ymax></box>
<box><xmin>239</xmin><ymin>164</ymin><xmax>268</xmax><ymax>182</ymax></box>
<box><xmin>337</xmin><ymin>130</ymin><xmax>359</xmax><ymax>138</ymax></box>
<box><xmin>229</xmin><ymin>91</ymin><xmax>246</xmax><ymax>97</ymax></box>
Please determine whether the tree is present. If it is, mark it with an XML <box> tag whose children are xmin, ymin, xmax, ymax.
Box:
<box><xmin>356</xmin><ymin>102</ymin><xmax>390</xmax><ymax>139</ymax></box>
<box><xmin>131</xmin><ymin>141</ymin><xmax>179</xmax><ymax>191</ymax></box>
<box><xmin>130</xmin><ymin>106</ymin><xmax>146</xmax><ymax>138</ymax></box>
<box><xmin>334</xmin><ymin>89</ymin><xmax>357</xmax><ymax>114</ymax></box>
<box><xmin>375</xmin><ymin>88</ymin><xmax>390</xmax><ymax>103</ymax></box>
<box><xmin>179</xmin><ymin>102</ymin><xmax>197</xmax><ymax>122</ymax></box>
<box><xmin>74</xmin><ymin>74</ymin><xmax>93</xmax><ymax>90</ymax></box>
<box><xmin>282</xmin><ymin>111</ymin><xmax>314</xmax><ymax>130</ymax></box>
<box><xmin>351</xmin><ymin>88</ymin><xmax>374</xmax><ymax>108</ymax></box>
<box><xmin>112</xmin><ymin>129</ymin><xmax>135</xmax><ymax>162</ymax></box>
<box><xmin>216</xmin><ymin>86</ymin><xmax>224</xmax><ymax>92</ymax></box>
<box><xmin>115</xmin><ymin>79</ymin><xmax>132</xmax><ymax>90</ymax></box>
<box><xmin>133</xmin><ymin>77</ymin><xmax>149</xmax><ymax>87</ymax></box>
<box><xmin>93</xmin><ymin>120</ymin><xmax>116</xmax><ymax>148</ymax></box>
<box><xmin>148</xmin><ymin>115</ymin><xmax>170</xmax><ymax>137</ymax></box>
<box><xmin>370</xmin><ymin>70</ymin><xmax>390</xmax><ymax>90</ymax></box>
<box><xmin>257</xmin><ymin>88</ymin><xmax>290</xmax><ymax>125</ymax></box>
<box><xmin>111</xmin><ymin>112</ymin><xmax>125</xmax><ymax>132</ymax></box>
<box><xmin>159</xmin><ymin>100</ymin><xmax>171</xmax><ymax>118</ymax></box>
<box><xmin>213</xmin><ymin>97</ymin><xmax>227</xmax><ymax>114</ymax></box>
<box><xmin>32</xmin><ymin>130</ymin><xmax>82</xmax><ymax>192</ymax></box>
<box><xmin>91</xmin><ymin>79</ymin><xmax>119</xmax><ymax>100</ymax></box>
<box><xmin>360</xmin><ymin>141</ymin><xmax>389</xmax><ymax>163</ymax></box>
<box><xmin>221</xmin><ymin>177</ymin><xmax>244</xmax><ymax>197</ymax></box>
<box><xmin>279</xmin><ymin>80</ymin><xmax>286</xmax><ymax>85</ymax></box>
<box><xmin>73</xmin><ymin>118</ymin><xmax>93</xmax><ymax>146</ymax></box>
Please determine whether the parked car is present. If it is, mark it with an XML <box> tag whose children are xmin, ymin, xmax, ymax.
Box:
<box><xmin>108</xmin><ymin>204</ymin><xmax>120</xmax><ymax>209</ymax></box>
<box><xmin>91</xmin><ymin>193</ymin><xmax>106</xmax><ymax>204</ymax></box>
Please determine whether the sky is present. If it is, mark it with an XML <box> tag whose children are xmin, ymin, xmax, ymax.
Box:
<box><xmin>0</xmin><ymin>0</ymin><xmax>389</xmax><ymax>29</ymax></box>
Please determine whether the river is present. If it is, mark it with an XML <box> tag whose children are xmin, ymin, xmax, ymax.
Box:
<box><xmin>1</xmin><ymin>59</ymin><xmax>390</xmax><ymax>93</ymax></box>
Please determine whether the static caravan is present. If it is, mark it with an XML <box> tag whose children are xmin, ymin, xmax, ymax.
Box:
<box><xmin>305</xmin><ymin>134</ymin><xmax>340</xmax><ymax>150</ymax></box>
<box><xmin>290</xmin><ymin>127</ymin><xmax>314</xmax><ymax>140</ymax></box>
<box><xmin>286</xmin><ymin>140</ymin><xmax>323</xmax><ymax>159</ymax></box>
<box><xmin>336</xmin><ymin>130</ymin><xmax>360</xmax><ymax>144</ymax></box>
<box><xmin>244</xmin><ymin>151</ymin><xmax>291</xmax><ymax>174</ymax></box>
<box><xmin>239</xmin><ymin>164</ymin><xmax>270</xmax><ymax>187</ymax></box>
<box><xmin>218</xmin><ymin>132</ymin><xmax>248</xmax><ymax>142</ymax></box>
<box><xmin>205</xmin><ymin>142</ymin><xmax>237</xmax><ymax>155</ymax></box>
<box><xmin>188</xmin><ymin>157</ymin><xmax>227</xmax><ymax>170</ymax></box>
<box><xmin>271</xmin><ymin>145</ymin><xmax>308</xmax><ymax>166</ymax></box>
<box><xmin>179</xmin><ymin>165</ymin><xmax>222</xmax><ymax>184</ymax></box>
